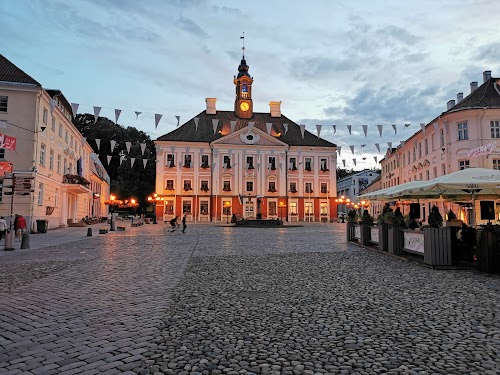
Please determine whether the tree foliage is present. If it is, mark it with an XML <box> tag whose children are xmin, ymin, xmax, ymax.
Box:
<box><xmin>73</xmin><ymin>113</ymin><xmax>156</xmax><ymax>211</ymax></box>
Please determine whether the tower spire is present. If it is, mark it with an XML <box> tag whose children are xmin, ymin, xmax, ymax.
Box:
<box><xmin>240</xmin><ymin>32</ymin><xmax>245</xmax><ymax>59</ymax></box>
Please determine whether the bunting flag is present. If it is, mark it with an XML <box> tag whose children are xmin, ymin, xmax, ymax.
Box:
<box><xmin>115</xmin><ymin>109</ymin><xmax>121</xmax><ymax>124</ymax></box>
<box><xmin>212</xmin><ymin>162</ymin><xmax>217</xmax><ymax>169</ymax></box>
<box><xmin>405</xmin><ymin>123</ymin><xmax>411</xmax><ymax>128</ymax></box>
<box><xmin>126</xmin><ymin>141</ymin><xmax>132</xmax><ymax>154</ymax></box>
<box><xmin>230</xmin><ymin>120</ymin><xmax>237</xmax><ymax>133</ymax></box>
<box><xmin>374</xmin><ymin>156</ymin><xmax>378</xmax><ymax>163</ymax></box>
<box><xmin>131</xmin><ymin>158</ymin><xmax>136</xmax><ymax>168</ymax></box>
<box><xmin>185</xmin><ymin>147</ymin><xmax>190</xmax><ymax>155</ymax></box>
<box><xmin>257</xmin><ymin>162</ymin><xmax>261</xmax><ymax>172</ymax></box>
<box><xmin>360</xmin><ymin>144</ymin><xmax>366</xmax><ymax>148</ymax></box>
<box><xmin>377</xmin><ymin>125</ymin><xmax>383</xmax><ymax>137</ymax></box>
<box><xmin>337</xmin><ymin>146</ymin><xmax>341</xmax><ymax>155</ymax></box>
<box><xmin>433</xmin><ymin>122</ymin><xmax>439</xmax><ymax>134</ymax></box>
<box><xmin>194</xmin><ymin>117</ymin><xmax>199</xmax><ymax>131</ymax></box>
<box><xmin>95</xmin><ymin>139</ymin><xmax>101</xmax><ymax>150</ymax></box>
<box><xmin>332</xmin><ymin>125</ymin><xmax>337</xmax><ymax>134</ymax></box>
<box><xmin>212</xmin><ymin>119</ymin><xmax>219</xmax><ymax>134</ymax></box>
<box><xmin>93</xmin><ymin>106</ymin><xmax>101</xmax><ymax>124</ymax></box>
<box><xmin>400</xmin><ymin>141</ymin><xmax>406</xmax><ymax>146</ymax></box>
<box><xmin>248</xmin><ymin>121</ymin><xmax>255</xmax><ymax>133</ymax></box>
<box><xmin>155</xmin><ymin>114</ymin><xmax>162</xmax><ymax>129</ymax></box>
<box><xmin>300</xmin><ymin>124</ymin><xmax>305</xmax><ymax>138</ymax></box>
<box><xmin>266</xmin><ymin>123</ymin><xmax>272</xmax><ymax>135</ymax></box>
<box><xmin>110</xmin><ymin>140</ymin><xmax>116</xmax><ymax>152</ymax></box>
<box><xmin>388</xmin><ymin>142</ymin><xmax>392</xmax><ymax>149</ymax></box>
<box><xmin>143</xmin><ymin>159</ymin><xmax>148</xmax><ymax>168</ymax></box>
<box><xmin>420</xmin><ymin>123</ymin><xmax>426</xmax><ymax>133</ymax></box>
<box><xmin>353</xmin><ymin>159</ymin><xmax>357</xmax><ymax>166</ymax></box>
<box><xmin>316</xmin><ymin>124</ymin><xmax>322</xmax><ymax>138</ymax></box>
<box><xmin>135</xmin><ymin>111</ymin><xmax>142</xmax><ymax>119</ymax></box>
<box><xmin>120</xmin><ymin>155</ymin><xmax>124</xmax><ymax>165</ymax></box>
<box><xmin>347</xmin><ymin>125</ymin><xmax>352</xmax><ymax>135</ymax></box>
<box><xmin>257</xmin><ymin>149</ymin><xmax>261</xmax><ymax>159</ymax></box>
<box><xmin>283</xmin><ymin>124</ymin><xmax>288</xmax><ymax>134</ymax></box>
<box><xmin>342</xmin><ymin>159</ymin><xmax>346</xmax><ymax>167</ymax></box>
<box><xmin>107</xmin><ymin>155</ymin><xmax>112</xmax><ymax>164</ymax></box>
<box><xmin>170</xmin><ymin>145</ymin><xmax>176</xmax><ymax>154</ymax></box>
<box><xmin>349</xmin><ymin>145</ymin><xmax>355</xmax><ymax>155</ymax></box>
<box><xmin>140</xmin><ymin>143</ymin><xmax>146</xmax><ymax>156</ymax></box>
<box><xmin>71</xmin><ymin>103</ymin><xmax>79</xmax><ymax>117</ymax></box>
<box><xmin>374</xmin><ymin>143</ymin><xmax>380</xmax><ymax>152</ymax></box>
<box><xmin>392</xmin><ymin>124</ymin><xmax>397</xmax><ymax>134</ymax></box>
<box><xmin>279</xmin><ymin>161</ymin><xmax>283</xmax><ymax>171</ymax></box>
<box><xmin>175</xmin><ymin>115</ymin><xmax>180</xmax><ymax>127</ymax></box>
<box><xmin>50</xmin><ymin>98</ymin><xmax>57</xmax><ymax>114</ymax></box>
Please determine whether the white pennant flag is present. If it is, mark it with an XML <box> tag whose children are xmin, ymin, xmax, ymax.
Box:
<box><xmin>420</xmin><ymin>123</ymin><xmax>426</xmax><ymax>133</ymax></box>
<box><xmin>131</xmin><ymin>158</ymin><xmax>136</xmax><ymax>168</ymax></box>
<box><xmin>194</xmin><ymin>117</ymin><xmax>200</xmax><ymax>131</ymax></box>
<box><xmin>353</xmin><ymin>159</ymin><xmax>357</xmax><ymax>166</ymax></box>
<box><xmin>175</xmin><ymin>115</ymin><xmax>180</xmax><ymax>127</ymax></box>
<box><xmin>170</xmin><ymin>146</ymin><xmax>176</xmax><ymax>154</ymax></box>
<box><xmin>374</xmin><ymin>156</ymin><xmax>378</xmax><ymax>163</ymax></box>
<box><xmin>248</xmin><ymin>121</ymin><xmax>255</xmax><ymax>133</ymax></box>
<box><xmin>212</xmin><ymin>119</ymin><xmax>219</xmax><ymax>134</ymax></box>
<box><xmin>347</xmin><ymin>125</ymin><xmax>352</xmax><ymax>135</ymax></box>
<box><xmin>135</xmin><ymin>111</ymin><xmax>142</xmax><ymax>119</ymax></box>
<box><xmin>95</xmin><ymin>139</ymin><xmax>101</xmax><ymax>150</ymax></box>
<box><xmin>155</xmin><ymin>114</ymin><xmax>162</xmax><ymax>129</ymax></box>
<box><xmin>230</xmin><ymin>120</ymin><xmax>237</xmax><ymax>133</ymax></box>
<box><xmin>316</xmin><ymin>124</ymin><xmax>322</xmax><ymax>138</ymax></box>
<box><xmin>388</xmin><ymin>142</ymin><xmax>392</xmax><ymax>149</ymax></box>
<box><xmin>115</xmin><ymin>109</ymin><xmax>121</xmax><ymax>124</ymax></box>
<box><xmin>257</xmin><ymin>149</ymin><xmax>261</xmax><ymax>160</ymax></box>
<box><xmin>140</xmin><ymin>143</ymin><xmax>146</xmax><ymax>156</ymax></box>
<box><xmin>350</xmin><ymin>145</ymin><xmax>355</xmax><ymax>155</ymax></box>
<box><xmin>332</xmin><ymin>125</ymin><xmax>336</xmax><ymax>134</ymax></box>
<box><xmin>143</xmin><ymin>159</ymin><xmax>148</xmax><ymax>169</ymax></box>
<box><xmin>126</xmin><ymin>141</ymin><xmax>131</xmax><ymax>154</ymax></box>
<box><xmin>266</xmin><ymin>122</ymin><xmax>273</xmax><ymax>135</ymax></box>
<box><xmin>342</xmin><ymin>159</ymin><xmax>346</xmax><ymax>167</ymax></box>
<box><xmin>283</xmin><ymin>124</ymin><xmax>288</xmax><ymax>134</ymax></box>
<box><xmin>400</xmin><ymin>141</ymin><xmax>406</xmax><ymax>146</ymax></box>
<box><xmin>392</xmin><ymin>124</ymin><xmax>397</xmax><ymax>134</ymax></box>
<box><xmin>110</xmin><ymin>140</ymin><xmax>116</xmax><ymax>152</ymax></box>
<box><xmin>300</xmin><ymin>124</ymin><xmax>305</xmax><ymax>139</ymax></box>
<box><xmin>50</xmin><ymin>98</ymin><xmax>57</xmax><ymax>114</ymax></box>
<box><xmin>375</xmin><ymin>143</ymin><xmax>380</xmax><ymax>152</ymax></box>
<box><xmin>93</xmin><ymin>106</ymin><xmax>101</xmax><ymax>124</ymax></box>
<box><xmin>362</xmin><ymin>125</ymin><xmax>368</xmax><ymax>137</ymax></box>
<box><xmin>107</xmin><ymin>155</ymin><xmax>112</xmax><ymax>164</ymax></box>
<box><xmin>71</xmin><ymin>103</ymin><xmax>79</xmax><ymax>117</ymax></box>
<box><xmin>119</xmin><ymin>155</ymin><xmax>124</xmax><ymax>165</ymax></box>
<box><xmin>377</xmin><ymin>125</ymin><xmax>383</xmax><ymax>137</ymax></box>
<box><xmin>405</xmin><ymin>123</ymin><xmax>411</xmax><ymax>128</ymax></box>
<box><xmin>433</xmin><ymin>122</ymin><xmax>439</xmax><ymax>134</ymax></box>
<box><xmin>337</xmin><ymin>146</ymin><xmax>341</xmax><ymax>155</ymax></box>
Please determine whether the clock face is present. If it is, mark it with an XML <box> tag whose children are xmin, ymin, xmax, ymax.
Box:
<box><xmin>240</xmin><ymin>102</ymin><xmax>249</xmax><ymax>111</ymax></box>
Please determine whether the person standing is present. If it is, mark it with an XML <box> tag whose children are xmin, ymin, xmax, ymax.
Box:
<box><xmin>17</xmin><ymin>215</ymin><xmax>27</xmax><ymax>239</ymax></box>
<box><xmin>0</xmin><ymin>216</ymin><xmax>6</xmax><ymax>241</ymax></box>
<box><xmin>182</xmin><ymin>214</ymin><xmax>187</xmax><ymax>233</ymax></box>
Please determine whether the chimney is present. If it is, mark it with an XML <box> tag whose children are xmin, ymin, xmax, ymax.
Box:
<box><xmin>470</xmin><ymin>81</ymin><xmax>478</xmax><ymax>93</ymax></box>
<box><xmin>447</xmin><ymin>99</ymin><xmax>455</xmax><ymax>110</ymax></box>
<box><xmin>269</xmin><ymin>101</ymin><xmax>281</xmax><ymax>117</ymax></box>
<box><xmin>457</xmin><ymin>92</ymin><xmax>463</xmax><ymax>102</ymax></box>
<box><xmin>205</xmin><ymin>98</ymin><xmax>217</xmax><ymax>115</ymax></box>
<box><xmin>483</xmin><ymin>71</ymin><xmax>492</xmax><ymax>83</ymax></box>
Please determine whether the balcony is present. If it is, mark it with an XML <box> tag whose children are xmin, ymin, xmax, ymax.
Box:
<box><xmin>63</xmin><ymin>174</ymin><xmax>91</xmax><ymax>194</ymax></box>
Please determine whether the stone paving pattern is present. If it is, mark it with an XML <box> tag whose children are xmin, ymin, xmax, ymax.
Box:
<box><xmin>0</xmin><ymin>223</ymin><xmax>499</xmax><ymax>374</ymax></box>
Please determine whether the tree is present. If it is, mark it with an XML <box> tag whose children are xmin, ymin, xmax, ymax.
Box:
<box><xmin>73</xmin><ymin>114</ymin><xmax>156</xmax><ymax>211</ymax></box>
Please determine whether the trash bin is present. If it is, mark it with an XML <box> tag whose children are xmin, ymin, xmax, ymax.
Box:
<box><xmin>36</xmin><ymin>219</ymin><xmax>48</xmax><ymax>233</ymax></box>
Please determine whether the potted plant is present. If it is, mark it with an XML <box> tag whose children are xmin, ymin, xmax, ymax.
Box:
<box><xmin>359</xmin><ymin>211</ymin><xmax>374</xmax><ymax>246</ymax></box>
<box><xmin>346</xmin><ymin>209</ymin><xmax>358</xmax><ymax>241</ymax></box>
<box><xmin>428</xmin><ymin>206</ymin><xmax>443</xmax><ymax>228</ymax></box>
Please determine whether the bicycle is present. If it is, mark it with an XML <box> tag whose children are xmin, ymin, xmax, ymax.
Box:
<box><xmin>164</xmin><ymin>223</ymin><xmax>181</xmax><ymax>235</ymax></box>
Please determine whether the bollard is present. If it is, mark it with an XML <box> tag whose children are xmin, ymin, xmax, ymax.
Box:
<box><xmin>4</xmin><ymin>230</ymin><xmax>14</xmax><ymax>251</ymax></box>
<box><xmin>21</xmin><ymin>232</ymin><xmax>30</xmax><ymax>249</ymax></box>
<box><xmin>87</xmin><ymin>227</ymin><xmax>93</xmax><ymax>237</ymax></box>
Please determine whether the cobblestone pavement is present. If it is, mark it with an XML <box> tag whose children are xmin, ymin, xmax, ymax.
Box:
<box><xmin>0</xmin><ymin>223</ymin><xmax>499</xmax><ymax>375</ymax></box>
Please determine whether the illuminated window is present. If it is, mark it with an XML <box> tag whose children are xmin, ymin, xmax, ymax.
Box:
<box><xmin>165</xmin><ymin>200</ymin><xmax>174</xmax><ymax>215</ymax></box>
<box><xmin>320</xmin><ymin>202</ymin><xmax>328</xmax><ymax>215</ymax></box>
<box><xmin>268</xmin><ymin>201</ymin><xmax>277</xmax><ymax>216</ymax></box>
<box><xmin>305</xmin><ymin>202</ymin><xmax>313</xmax><ymax>215</ymax></box>
<box><xmin>290</xmin><ymin>202</ymin><xmax>297</xmax><ymax>215</ymax></box>
<box><xmin>200</xmin><ymin>201</ymin><xmax>209</xmax><ymax>215</ymax></box>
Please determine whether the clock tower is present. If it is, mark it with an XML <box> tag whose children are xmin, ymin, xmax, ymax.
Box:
<box><xmin>234</xmin><ymin>53</ymin><xmax>254</xmax><ymax>119</ymax></box>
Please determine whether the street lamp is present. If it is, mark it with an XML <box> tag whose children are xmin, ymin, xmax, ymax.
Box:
<box><xmin>335</xmin><ymin>195</ymin><xmax>351</xmax><ymax>223</ymax></box>
<box><xmin>131</xmin><ymin>198</ymin><xmax>136</xmax><ymax>225</ymax></box>
<box><xmin>109</xmin><ymin>194</ymin><xmax>116</xmax><ymax>231</ymax></box>
<box><xmin>224</xmin><ymin>201</ymin><xmax>230</xmax><ymax>224</ymax></box>
<box><xmin>147</xmin><ymin>193</ymin><xmax>158</xmax><ymax>224</ymax></box>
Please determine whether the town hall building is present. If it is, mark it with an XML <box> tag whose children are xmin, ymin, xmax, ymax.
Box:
<box><xmin>154</xmin><ymin>54</ymin><xmax>338</xmax><ymax>222</ymax></box>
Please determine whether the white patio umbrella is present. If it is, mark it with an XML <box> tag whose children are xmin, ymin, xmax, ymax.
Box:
<box><xmin>358</xmin><ymin>180</ymin><xmax>426</xmax><ymax>200</ymax></box>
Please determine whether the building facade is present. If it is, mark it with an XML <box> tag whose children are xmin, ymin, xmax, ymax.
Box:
<box><xmin>377</xmin><ymin>70</ymin><xmax>500</xmax><ymax>224</ymax></box>
<box><xmin>154</xmin><ymin>55</ymin><xmax>338</xmax><ymax>222</ymax></box>
<box><xmin>336</xmin><ymin>169</ymin><xmax>380</xmax><ymax>214</ymax></box>
<box><xmin>0</xmin><ymin>54</ymin><xmax>109</xmax><ymax>231</ymax></box>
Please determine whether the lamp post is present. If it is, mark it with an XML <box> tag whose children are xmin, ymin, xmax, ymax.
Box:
<box><xmin>147</xmin><ymin>193</ymin><xmax>158</xmax><ymax>224</ymax></box>
<box><xmin>131</xmin><ymin>198</ymin><xmax>136</xmax><ymax>225</ymax></box>
<box><xmin>109</xmin><ymin>194</ymin><xmax>116</xmax><ymax>231</ymax></box>
<box><xmin>335</xmin><ymin>195</ymin><xmax>350</xmax><ymax>223</ymax></box>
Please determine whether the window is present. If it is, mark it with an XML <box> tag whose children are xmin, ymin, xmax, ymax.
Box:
<box><xmin>201</xmin><ymin>154</ymin><xmax>209</xmax><ymax>168</ymax></box>
<box><xmin>58</xmin><ymin>123</ymin><xmax>63</xmax><ymax>137</ymax></box>
<box><xmin>305</xmin><ymin>182</ymin><xmax>313</xmax><ymax>193</ymax></box>
<box><xmin>223</xmin><ymin>200</ymin><xmax>231</xmax><ymax>215</ymax></box>
<box><xmin>246</xmin><ymin>181</ymin><xmax>253</xmax><ymax>192</ymax></box>
<box><xmin>183</xmin><ymin>154</ymin><xmax>192</xmax><ymax>168</ymax></box>
<box><xmin>290</xmin><ymin>202</ymin><xmax>297</xmax><ymax>215</ymax></box>
<box><xmin>459</xmin><ymin>160</ymin><xmax>470</xmax><ymax>170</ymax></box>
<box><xmin>433</xmin><ymin>167</ymin><xmax>437</xmax><ymax>178</ymax></box>
<box><xmin>39</xmin><ymin>144</ymin><xmax>46</xmax><ymax>166</ymax></box>
<box><xmin>424</xmin><ymin>139</ymin><xmax>428</xmax><ymax>155</ymax></box>
<box><xmin>268</xmin><ymin>181</ymin><xmax>276</xmax><ymax>192</ymax></box>
<box><xmin>223</xmin><ymin>180</ymin><xmax>231</xmax><ymax>191</ymax></box>
<box><xmin>247</xmin><ymin>156</ymin><xmax>254</xmax><ymax>169</ymax></box>
<box><xmin>418</xmin><ymin>143</ymin><xmax>422</xmax><ymax>159</ymax></box>
<box><xmin>412</xmin><ymin>147</ymin><xmax>416</xmax><ymax>162</ymax></box>
<box><xmin>165</xmin><ymin>200</ymin><xmax>174</xmax><ymax>215</ymax></box>
<box><xmin>183</xmin><ymin>180</ymin><xmax>192</xmax><ymax>191</ymax></box>
<box><xmin>200</xmin><ymin>201</ymin><xmax>209</xmax><ymax>215</ymax></box>
<box><xmin>0</xmin><ymin>148</ymin><xmax>4</xmax><ymax>159</ymax></box>
<box><xmin>166</xmin><ymin>179</ymin><xmax>174</xmax><ymax>190</ymax></box>
<box><xmin>223</xmin><ymin>155</ymin><xmax>231</xmax><ymax>169</ymax></box>
<box><xmin>491</xmin><ymin>121</ymin><xmax>500</xmax><ymax>138</ymax></box>
<box><xmin>304</xmin><ymin>158</ymin><xmax>312</xmax><ymax>171</ymax></box>
<box><xmin>403</xmin><ymin>153</ymin><xmax>406</xmax><ymax>167</ymax></box>
<box><xmin>493</xmin><ymin>159</ymin><xmax>500</xmax><ymax>170</ymax></box>
<box><xmin>182</xmin><ymin>201</ymin><xmax>192</xmax><ymax>214</ymax></box>
<box><xmin>64</xmin><ymin>130</ymin><xmax>68</xmax><ymax>143</ymax></box>
<box><xmin>57</xmin><ymin>155</ymin><xmax>61</xmax><ymax>174</ymax></box>
<box><xmin>458</xmin><ymin>122</ymin><xmax>468</xmax><ymax>140</ymax></box>
<box><xmin>68</xmin><ymin>162</ymin><xmax>72</xmax><ymax>174</ymax></box>
<box><xmin>51</xmin><ymin>117</ymin><xmax>56</xmax><ymax>131</ymax></box>
<box><xmin>290</xmin><ymin>182</ymin><xmax>297</xmax><ymax>193</ymax></box>
<box><xmin>305</xmin><ymin>202</ymin><xmax>313</xmax><ymax>215</ymax></box>
<box><xmin>440</xmin><ymin>129</ymin><xmax>445</xmax><ymax>147</ymax></box>
<box><xmin>269</xmin><ymin>201</ymin><xmax>277</xmax><ymax>216</ymax></box>
<box><xmin>49</xmin><ymin>149</ymin><xmax>54</xmax><ymax>170</ymax></box>
<box><xmin>288</xmin><ymin>157</ymin><xmax>297</xmax><ymax>170</ymax></box>
<box><xmin>200</xmin><ymin>180</ymin><xmax>209</xmax><ymax>192</ymax></box>
<box><xmin>268</xmin><ymin>157</ymin><xmax>276</xmax><ymax>170</ymax></box>
<box><xmin>38</xmin><ymin>183</ymin><xmax>44</xmax><ymax>205</ymax></box>
<box><xmin>442</xmin><ymin>164</ymin><xmax>446</xmax><ymax>175</ymax></box>
<box><xmin>426</xmin><ymin>170</ymin><xmax>430</xmax><ymax>180</ymax></box>
<box><xmin>54</xmin><ymin>188</ymin><xmax>59</xmax><ymax>207</ymax></box>
<box><xmin>408</xmin><ymin>151</ymin><xmax>411</xmax><ymax>165</ymax></box>
<box><xmin>321</xmin><ymin>183</ymin><xmax>327</xmax><ymax>193</ymax></box>
<box><xmin>320</xmin><ymin>202</ymin><xmax>328</xmax><ymax>215</ymax></box>
<box><xmin>0</xmin><ymin>96</ymin><xmax>7</xmax><ymax>112</ymax></box>
<box><xmin>70</xmin><ymin>135</ymin><xmax>73</xmax><ymax>148</ymax></box>
<box><xmin>43</xmin><ymin>108</ymin><xmax>48</xmax><ymax>124</ymax></box>
<box><xmin>167</xmin><ymin>154</ymin><xmax>175</xmax><ymax>167</ymax></box>
<box><xmin>320</xmin><ymin>158</ymin><xmax>328</xmax><ymax>171</ymax></box>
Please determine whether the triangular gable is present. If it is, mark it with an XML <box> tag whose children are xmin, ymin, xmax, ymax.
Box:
<box><xmin>211</xmin><ymin>126</ymin><xmax>288</xmax><ymax>148</ymax></box>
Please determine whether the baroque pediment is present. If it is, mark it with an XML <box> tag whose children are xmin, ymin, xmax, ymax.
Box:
<box><xmin>211</xmin><ymin>127</ymin><xmax>288</xmax><ymax>147</ymax></box>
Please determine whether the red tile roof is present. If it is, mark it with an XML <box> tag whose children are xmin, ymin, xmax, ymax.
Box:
<box><xmin>446</xmin><ymin>77</ymin><xmax>500</xmax><ymax>112</ymax></box>
<box><xmin>0</xmin><ymin>54</ymin><xmax>41</xmax><ymax>86</ymax></box>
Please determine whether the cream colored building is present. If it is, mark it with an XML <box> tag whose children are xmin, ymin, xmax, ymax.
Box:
<box><xmin>0</xmin><ymin>54</ymin><xmax>109</xmax><ymax>231</ymax></box>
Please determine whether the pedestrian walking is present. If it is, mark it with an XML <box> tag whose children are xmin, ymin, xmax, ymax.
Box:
<box><xmin>182</xmin><ymin>214</ymin><xmax>187</xmax><ymax>233</ymax></box>
<box><xmin>16</xmin><ymin>215</ymin><xmax>27</xmax><ymax>239</ymax></box>
<box><xmin>0</xmin><ymin>216</ymin><xmax>6</xmax><ymax>241</ymax></box>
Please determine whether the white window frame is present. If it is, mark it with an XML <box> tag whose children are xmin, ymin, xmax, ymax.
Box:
<box><xmin>39</xmin><ymin>144</ymin><xmax>46</xmax><ymax>166</ymax></box>
<box><xmin>49</xmin><ymin>149</ymin><xmax>54</xmax><ymax>170</ymax></box>
<box><xmin>38</xmin><ymin>183</ymin><xmax>44</xmax><ymax>205</ymax></box>
<box><xmin>0</xmin><ymin>96</ymin><xmax>7</xmax><ymax>113</ymax></box>
<box><xmin>459</xmin><ymin>160</ymin><xmax>470</xmax><ymax>170</ymax></box>
<box><xmin>458</xmin><ymin>122</ymin><xmax>468</xmax><ymax>141</ymax></box>
<box><xmin>491</xmin><ymin>120</ymin><xmax>500</xmax><ymax>138</ymax></box>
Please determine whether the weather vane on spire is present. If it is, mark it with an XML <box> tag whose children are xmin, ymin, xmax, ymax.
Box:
<box><xmin>240</xmin><ymin>32</ymin><xmax>245</xmax><ymax>58</ymax></box>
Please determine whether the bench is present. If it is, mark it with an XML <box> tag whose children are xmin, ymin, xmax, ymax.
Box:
<box><xmin>131</xmin><ymin>220</ymin><xmax>144</xmax><ymax>227</ymax></box>
<box><xmin>99</xmin><ymin>228</ymin><xmax>109</xmax><ymax>234</ymax></box>
<box><xmin>117</xmin><ymin>226</ymin><xmax>126</xmax><ymax>231</ymax></box>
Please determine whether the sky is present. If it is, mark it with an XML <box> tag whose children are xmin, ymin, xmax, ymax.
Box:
<box><xmin>1</xmin><ymin>0</ymin><xmax>499</xmax><ymax>170</ymax></box>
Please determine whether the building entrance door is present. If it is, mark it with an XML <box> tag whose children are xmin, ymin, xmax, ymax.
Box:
<box><xmin>244</xmin><ymin>199</ymin><xmax>254</xmax><ymax>218</ymax></box>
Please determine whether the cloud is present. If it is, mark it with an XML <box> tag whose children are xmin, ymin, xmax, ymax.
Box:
<box><xmin>376</xmin><ymin>25</ymin><xmax>419</xmax><ymax>46</ymax></box>
<box><xmin>175</xmin><ymin>16</ymin><xmax>209</xmax><ymax>38</ymax></box>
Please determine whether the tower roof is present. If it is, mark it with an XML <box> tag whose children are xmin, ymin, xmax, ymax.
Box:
<box><xmin>236</xmin><ymin>57</ymin><xmax>251</xmax><ymax>79</ymax></box>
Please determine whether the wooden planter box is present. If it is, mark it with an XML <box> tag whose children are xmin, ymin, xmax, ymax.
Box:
<box><xmin>346</xmin><ymin>222</ymin><xmax>356</xmax><ymax>241</ymax></box>
<box><xmin>388</xmin><ymin>226</ymin><xmax>404</xmax><ymax>255</ymax></box>
<box><xmin>360</xmin><ymin>224</ymin><xmax>371</xmax><ymax>246</ymax></box>
<box><xmin>477</xmin><ymin>231</ymin><xmax>500</xmax><ymax>274</ymax></box>
<box><xmin>378</xmin><ymin>224</ymin><xmax>388</xmax><ymax>252</ymax></box>
<box><xmin>423</xmin><ymin>227</ymin><xmax>452</xmax><ymax>266</ymax></box>
<box><xmin>370</xmin><ymin>226</ymin><xmax>379</xmax><ymax>245</ymax></box>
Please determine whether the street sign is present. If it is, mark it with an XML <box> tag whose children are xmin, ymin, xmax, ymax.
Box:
<box><xmin>12</xmin><ymin>177</ymin><xmax>34</xmax><ymax>193</ymax></box>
